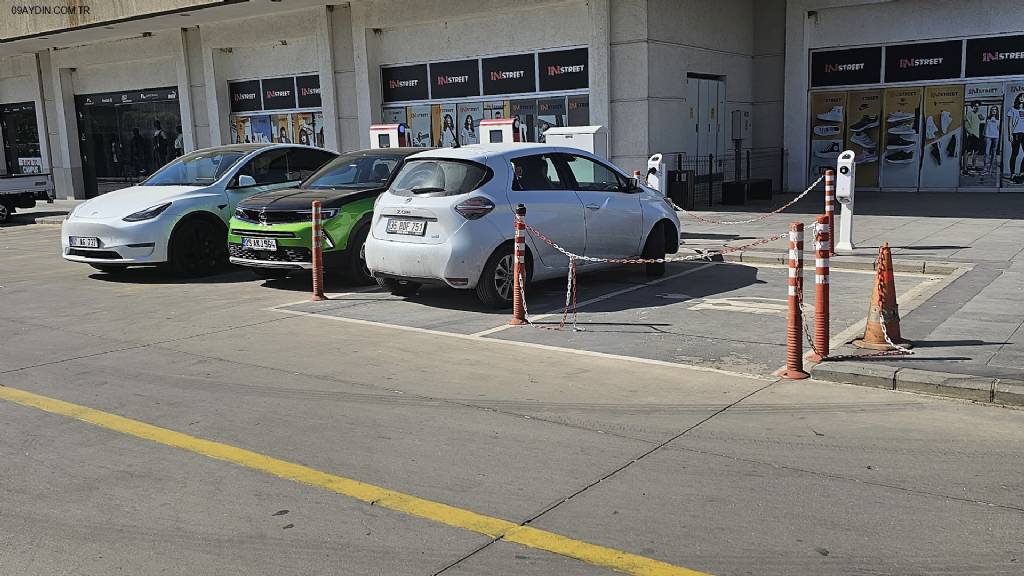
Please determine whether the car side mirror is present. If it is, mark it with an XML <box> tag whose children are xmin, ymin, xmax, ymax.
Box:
<box><xmin>234</xmin><ymin>174</ymin><xmax>256</xmax><ymax>188</ymax></box>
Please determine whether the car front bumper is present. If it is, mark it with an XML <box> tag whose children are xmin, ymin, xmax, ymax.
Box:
<box><xmin>60</xmin><ymin>218</ymin><xmax>165</xmax><ymax>264</ymax></box>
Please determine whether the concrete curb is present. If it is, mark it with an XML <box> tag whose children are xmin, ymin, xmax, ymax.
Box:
<box><xmin>722</xmin><ymin>250</ymin><xmax>962</xmax><ymax>275</ymax></box>
<box><xmin>811</xmin><ymin>362</ymin><xmax>1024</xmax><ymax>406</ymax></box>
<box><xmin>35</xmin><ymin>215</ymin><xmax>68</xmax><ymax>225</ymax></box>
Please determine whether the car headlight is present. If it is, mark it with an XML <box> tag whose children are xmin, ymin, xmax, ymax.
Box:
<box><xmin>123</xmin><ymin>202</ymin><xmax>171</xmax><ymax>222</ymax></box>
<box><xmin>297</xmin><ymin>209</ymin><xmax>338</xmax><ymax>220</ymax></box>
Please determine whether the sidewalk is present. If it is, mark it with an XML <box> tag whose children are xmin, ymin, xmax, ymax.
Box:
<box><xmin>678</xmin><ymin>191</ymin><xmax>1024</xmax><ymax>403</ymax></box>
<box><xmin>4</xmin><ymin>199</ymin><xmax>81</xmax><ymax>226</ymax></box>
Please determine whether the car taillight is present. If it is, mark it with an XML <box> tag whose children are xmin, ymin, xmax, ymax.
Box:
<box><xmin>454</xmin><ymin>197</ymin><xmax>495</xmax><ymax>220</ymax></box>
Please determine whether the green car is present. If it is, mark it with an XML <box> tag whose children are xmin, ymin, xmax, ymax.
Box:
<box><xmin>228</xmin><ymin>148</ymin><xmax>427</xmax><ymax>282</ymax></box>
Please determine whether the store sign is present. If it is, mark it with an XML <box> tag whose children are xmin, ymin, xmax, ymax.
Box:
<box><xmin>295</xmin><ymin>75</ymin><xmax>322</xmax><ymax>108</ymax></box>
<box><xmin>262</xmin><ymin>77</ymin><xmax>297</xmax><ymax>110</ymax></box>
<box><xmin>538</xmin><ymin>48</ymin><xmax>588</xmax><ymax>92</ymax></box>
<box><xmin>885</xmin><ymin>41</ymin><xmax>962</xmax><ymax>83</ymax></box>
<box><xmin>810</xmin><ymin>47</ymin><xmax>882</xmax><ymax>87</ymax></box>
<box><xmin>229</xmin><ymin>80</ymin><xmax>261</xmax><ymax>112</ymax></box>
<box><xmin>77</xmin><ymin>87</ymin><xmax>178</xmax><ymax>108</ymax></box>
<box><xmin>429</xmin><ymin>59</ymin><xmax>480</xmax><ymax>99</ymax></box>
<box><xmin>0</xmin><ymin>102</ymin><xmax>34</xmax><ymax>115</ymax></box>
<box><xmin>381</xmin><ymin>64</ymin><xmax>429</xmax><ymax>102</ymax></box>
<box><xmin>965</xmin><ymin>35</ymin><xmax>1024</xmax><ymax>78</ymax></box>
<box><xmin>481</xmin><ymin>53</ymin><xmax>536</xmax><ymax>96</ymax></box>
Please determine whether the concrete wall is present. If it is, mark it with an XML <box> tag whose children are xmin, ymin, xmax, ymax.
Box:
<box><xmin>0</xmin><ymin>55</ymin><xmax>38</xmax><ymax>103</ymax></box>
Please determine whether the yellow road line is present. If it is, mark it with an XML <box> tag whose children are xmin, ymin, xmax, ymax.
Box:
<box><xmin>0</xmin><ymin>384</ymin><xmax>710</xmax><ymax>576</ymax></box>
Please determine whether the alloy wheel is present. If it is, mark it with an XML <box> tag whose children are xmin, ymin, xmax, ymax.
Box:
<box><xmin>493</xmin><ymin>254</ymin><xmax>513</xmax><ymax>301</ymax></box>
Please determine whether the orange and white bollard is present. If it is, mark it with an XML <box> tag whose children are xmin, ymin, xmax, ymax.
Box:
<box><xmin>824</xmin><ymin>169</ymin><xmax>835</xmax><ymax>256</ymax></box>
<box><xmin>310</xmin><ymin>200</ymin><xmax>326</xmax><ymax>301</ymax></box>
<box><xmin>509</xmin><ymin>204</ymin><xmax>527</xmax><ymax>325</ymax></box>
<box><xmin>810</xmin><ymin>215</ymin><xmax>830</xmax><ymax>362</ymax></box>
<box><xmin>782</xmin><ymin>221</ymin><xmax>809</xmax><ymax>379</ymax></box>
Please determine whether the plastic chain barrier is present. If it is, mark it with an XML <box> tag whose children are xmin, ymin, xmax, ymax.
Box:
<box><xmin>311</xmin><ymin>200</ymin><xmax>326</xmax><ymax>301</ymax></box>
<box><xmin>669</xmin><ymin>175</ymin><xmax>825</xmax><ymax>226</ymax></box>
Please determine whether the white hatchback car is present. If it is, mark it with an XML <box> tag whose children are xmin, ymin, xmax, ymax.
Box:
<box><xmin>61</xmin><ymin>144</ymin><xmax>336</xmax><ymax>276</ymax></box>
<box><xmin>365</xmin><ymin>143</ymin><xmax>680</xmax><ymax>307</ymax></box>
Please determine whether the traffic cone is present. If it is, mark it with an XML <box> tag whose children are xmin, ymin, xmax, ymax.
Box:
<box><xmin>853</xmin><ymin>243</ymin><xmax>912</xmax><ymax>350</ymax></box>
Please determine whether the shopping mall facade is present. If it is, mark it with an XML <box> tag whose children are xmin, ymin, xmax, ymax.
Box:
<box><xmin>1</xmin><ymin>0</ymin><xmax>1023</xmax><ymax>199</ymax></box>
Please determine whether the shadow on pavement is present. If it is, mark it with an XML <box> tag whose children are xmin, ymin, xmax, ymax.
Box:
<box><xmin>4</xmin><ymin>211</ymin><xmax>69</xmax><ymax>226</ymax></box>
<box><xmin>88</xmin><ymin>265</ymin><xmax>255</xmax><ymax>285</ymax></box>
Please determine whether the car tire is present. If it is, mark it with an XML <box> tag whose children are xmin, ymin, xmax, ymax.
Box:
<box><xmin>169</xmin><ymin>218</ymin><xmax>226</xmax><ymax>277</ymax></box>
<box><xmin>347</xmin><ymin>224</ymin><xmax>373</xmax><ymax>285</ymax></box>
<box><xmin>376</xmin><ymin>277</ymin><xmax>421</xmax><ymax>297</ymax></box>
<box><xmin>0</xmin><ymin>201</ymin><xmax>10</xmax><ymax>224</ymax></box>
<box><xmin>642</xmin><ymin>222</ymin><xmax>667</xmax><ymax>278</ymax></box>
<box><xmin>251</xmin><ymin>268</ymin><xmax>291</xmax><ymax>280</ymax></box>
<box><xmin>89</xmin><ymin>264</ymin><xmax>128</xmax><ymax>273</ymax></box>
<box><xmin>475</xmin><ymin>246</ymin><xmax>524</xmax><ymax>309</ymax></box>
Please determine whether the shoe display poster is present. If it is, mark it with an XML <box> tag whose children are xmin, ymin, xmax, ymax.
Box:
<box><xmin>430</xmin><ymin>104</ymin><xmax>458</xmax><ymax>147</ymax></box>
<box><xmin>1002</xmin><ymin>82</ymin><xmax>1024</xmax><ymax>188</ymax></box>
<box><xmin>406</xmin><ymin>105</ymin><xmax>432</xmax><ymax>147</ymax></box>
<box><xmin>809</xmin><ymin>91</ymin><xmax>847</xmax><ymax>182</ymax></box>
<box><xmin>960</xmin><ymin>83</ymin><xmax>1003</xmax><ymax>188</ymax></box>
<box><xmin>880</xmin><ymin>87</ymin><xmax>922</xmax><ymax>189</ymax></box>
<box><xmin>919</xmin><ymin>84</ymin><xmax>963</xmax><ymax>190</ymax></box>
<box><xmin>844</xmin><ymin>90</ymin><xmax>882</xmax><ymax>188</ymax></box>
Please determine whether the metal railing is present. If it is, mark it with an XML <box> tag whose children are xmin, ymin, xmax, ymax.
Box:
<box><xmin>661</xmin><ymin>148</ymin><xmax>787</xmax><ymax>209</ymax></box>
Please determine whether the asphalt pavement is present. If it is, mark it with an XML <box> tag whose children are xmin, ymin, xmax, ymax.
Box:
<box><xmin>1</xmin><ymin>221</ymin><xmax>1022</xmax><ymax>575</ymax></box>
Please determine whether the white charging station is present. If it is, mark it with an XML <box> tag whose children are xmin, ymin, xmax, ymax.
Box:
<box><xmin>646</xmin><ymin>153</ymin><xmax>667</xmax><ymax>196</ymax></box>
<box><xmin>835</xmin><ymin>150</ymin><xmax>856</xmax><ymax>254</ymax></box>
<box><xmin>369</xmin><ymin>123</ymin><xmax>409</xmax><ymax>149</ymax></box>
<box><xmin>479</xmin><ymin>118</ymin><xmax>519</xmax><ymax>144</ymax></box>
<box><xmin>543</xmin><ymin>126</ymin><xmax>608</xmax><ymax>158</ymax></box>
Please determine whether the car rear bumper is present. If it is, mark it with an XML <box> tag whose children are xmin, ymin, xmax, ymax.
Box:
<box><xmin>364</xmin><ymin>229</ymin><xmax>496</xmax><ymax>289</ymax></box>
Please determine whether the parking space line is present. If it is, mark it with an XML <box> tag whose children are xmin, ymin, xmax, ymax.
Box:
<box><xmin>0</xmin><ymin>384</ymin><xmax>712</xmax><ymax>576</ymax></box>
<box><xmin>470</xmin><ymin>263</ymin><xmax>717</xmax><ymax>337</ymax></box>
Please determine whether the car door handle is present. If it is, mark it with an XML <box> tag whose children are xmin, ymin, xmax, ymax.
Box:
<box><xmin>585</xmin><ymin>203</ymin><xmax>601</xmax><ymax>210</ymax></box>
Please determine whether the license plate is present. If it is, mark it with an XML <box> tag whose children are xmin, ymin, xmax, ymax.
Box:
<box><xmin>242</xmin><ymin>237</ymin><xmax>278</xmax><ymax>251</ymax></box>
<box><xmin>386</xmin><ymin>218</ymin><xmax>426</xmax><ymax>236</ymax></box>
<box><xmin>69</xmin><ymin>236</ymin><xmax>99</xmax><ymax>248</ymax></box>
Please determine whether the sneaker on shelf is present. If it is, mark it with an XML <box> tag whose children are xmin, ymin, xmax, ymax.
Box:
<box><xmin>887</xmin><ymin>134</ymin><xmax>917</xmax><ymax>148</ymax></box>
<box><xmin>816</xmin><ymin>106</ymin><xmax>844</xmax><ymax>123</ymax></box>
<box><xmin>856</xmin><ymin>152</ymin><xmax>878</xmax><ymax>164</ymax></box>
<box><xmin>925</xmin><ymin>115</ymin><xmax>939</xmax><ymax>140</ymax></box>
<box><xmin>940</xmin><ymin>110</ymin><xmax>952</xmax><ymax>134</ymax></box>
<box><xmin>849</xmin><ymin>114</ymin><xmax>879</xmax><ymax>132</ymax></box>
<box><xmin>946</xmin><ymin>133</ymin><xmax>958</xmax><ymax>157</ymax></box>
<box><xmin>888</xmin><ymin>123</ymin><xmax>917</xmax><ymax>135</ymax></box>
<box><xmin>929</xmin><ymin>142</ymin><xmax>942</xmax><ymax>165</ymax></box>
<box><xmin>885</xmin><ymin>149</ymin><xmax>916</xmax><ymax>163</ymax></box>
<box><xmin>850</xmin><ymin>131</ymin><xmax>876</xmax><ymax>149</ymax></box>
<box><xmin>813</xmin><ymin>124</ymin><xmax>841</xmax><ymax>137</ymax></box>
<box><xmin>887</xmin><ymin>111</ymin><xmax>914</xmax><ymax>123</ymax></box>
<box><xmin>814</xmin><ymin>141</ymin><xmax>842</xmax><ymax>159</ymax></box>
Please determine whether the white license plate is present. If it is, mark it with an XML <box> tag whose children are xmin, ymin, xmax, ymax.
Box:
<box><xmin>242</xmin><ymin>237</ymin><xmax>278</xmax><ymax>251</ymax></box>
<box><xmin>386</xmin><ymin>219</ymin><xmax>426</xmax><ymax>236</ymax></box>
<box><xmin>69</xmin><ymin>236</ymin><xmax>99</xmax><ymax>248</ymax></box>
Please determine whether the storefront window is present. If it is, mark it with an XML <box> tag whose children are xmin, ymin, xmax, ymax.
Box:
<box><xmin>1</xmin><ymin>102</ymin><xmax>42</xmax><ymax>175</ymax></box>
<box><xmin>228</xmin><ymin>75</ymin><xmax>327</xmax><ymax>148</ymax></box>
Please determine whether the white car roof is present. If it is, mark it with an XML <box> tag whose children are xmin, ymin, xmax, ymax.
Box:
<box><xmin>405</xmin><ymin>143</ymin><xmax>596</xmax><ymax>163</ymax></box>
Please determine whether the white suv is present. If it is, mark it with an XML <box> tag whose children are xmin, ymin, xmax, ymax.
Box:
<box><xmin>365</xmin><ymin>143</ymin><xmax>680</xmax><ymax>307</ymax></box>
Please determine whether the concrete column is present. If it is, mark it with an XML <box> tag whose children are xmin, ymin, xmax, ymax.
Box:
<box><xmin>782</xmin><ymin>3</ymin><xmax>812</xmax><ymax>192</ymax></box>
<box><xmin>173</xmin><ymin>28</ymin><xmax>197</xmax><ymax>153</ymax></box>
<box><xmin>350</xmin><ymin>2</ymin><xmax>379</xmax><ymax>150</ymax></box>
<box><xmin>588</xmin><ymin>0</ymin><xmax>611</xmax><ymax>136</ymax></box>
<box><xmin>31</xmin><ymin>51</ymin><xmax>52</xmax><ymax>174</ymax></box>
<box><xmin>202</xmin><ymin>44</ymin><xmax>226</xmax><ymax>146</ymax></box>
<box><xmin>50</xmin><ymin>65</ymin><xmax>84</xmax><ymax>199</ymax></box>
<box><xmin>316</xmin><ymin>5</ymin><xmax>341</xmax><ymax>152</ymax></box>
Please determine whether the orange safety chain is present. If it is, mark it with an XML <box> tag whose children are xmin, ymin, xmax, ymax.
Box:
<box><xmin>673</xmin><ymin>175</ymin><xmax>824</xmax><ymax>226</ymax></box>
<box><xmin>310</xmin><ymin>200</ymin><xmax>326</xmax><ymax>301</ymax></box>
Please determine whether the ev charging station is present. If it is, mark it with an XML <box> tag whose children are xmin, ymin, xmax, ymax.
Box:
<box><xmin>369</xmin><ymin>123</ymin><xmax>409</xmax><ymax>149</ymax></box>
<box><xmin>834</xmin><ymin>150</ymin><xmax>856</xmax><ymax>254</ymax></box>
<box><xmin>543</xmin><ymin>126</ymin><xmax>608</xmax><ymax>158</ymax></box>
<box><xmin>646</xmin><ymin>153</ymin><xmax>667</xmax><ymax>196</ymax></box>
<box><xmin>479</xmin><ymin>118</ymin><xmax>520</xmax><ymax>144</ymax></box>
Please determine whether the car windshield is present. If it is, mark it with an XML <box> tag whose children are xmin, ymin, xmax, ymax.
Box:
<box><xmin>303</xmin><ymin>153</ymin><xmax>401</xmax><ymax>189</ymax></box>
<box><xmin>142</xmin><ymin>150</ymin><xmax>247</xmax><ymax>186</ymax></box>
<box><xmin>389</xmin><ymin>159</ymin><xmax>490</xmax><ymax>197</ymax></box>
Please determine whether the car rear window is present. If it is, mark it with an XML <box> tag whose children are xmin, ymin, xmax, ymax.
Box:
<box><xmin>389</xmin><ymin>159</ymin><xmax>490</xmax><ymax>197</ymax></box>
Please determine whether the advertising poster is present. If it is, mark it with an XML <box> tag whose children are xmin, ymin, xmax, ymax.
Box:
<box><xmin>431</xmin><ymin>104</ymin><xmax>458</xmax><ymax>147</ymax></box>
<box><xmin>17</xmin><ymin>157</ymin><xmax>43</xmax><ymax>174</ymax></box>
<box><xmin>457</xmin><ymin>102</ymin><xmax>482</xmax><ymax>145</ymax></box>
<box><xmin>406</xmin><ymin>105</ymin><xmax>432</xmax><ymax>147</ymax></box>
<box><xmin>382</xmin><ymin>107</ymin><xmax>406</xmax><ymax>125</ymax></box>
<box><xmin>960</xmin><ymin>83</ymin><xmax>1003</xmax><ymax>188</ymax></box>
<box><xmin>537</xmin><ymin>97</ymin><xmax>567</xmax><ymax>143</ymax></box>
<box><xmin>231</xmin><ymin>115</ymin><xmax>253</xmax><ymax>144</ymax></box>
<box><xmin>251</xmin><ymin>115</ymin><xmax>272</xmax><ymax>143</ymax></box>
<box><xmin>880</xmin><ymin>87</ymin><xmax>922</xmax><ymax>189</ymax></box>
<box><xmin>510</xmin><ymin>99</ymin><xmax>537</xmax><ymax>142</ymax></box>
<box><xmin>271</xmin><ymin>114</ymin><xmax>293</xmax><ymax>143</ymax></box>
<box><xmin>809</xmin><ymin>91</ymin><xmax>847</xmax><ymax>181</ymax></box>
<box><xmin>313</xmin><ymin>112</ymin><xmax>325</xmax><ymax>148</ymax></box>
<box><xmin>844</xmin><ymin>90</ymin><xmax>882</xmax><ymax>188</ymax></box>
<box><xmin>1004</xmin><ymin>82</ymin><xmax>1024</xmax><ymax>188</ymax></box>
<box><xmin>567</xmin><ymin>95</ymin><xmax>590</xmax><ymax>126</ymax></box>
<box><xmin>292</xmin><ymin>112</ymin><xmax>316</xmax><ymax>146</ymax></box>
<box><xmin>483</xmin><ymin>101</ymin><xmax>508</xmax><ymax>120</ymax></box>
<box><xmin>919</xmin><ymin>84</ymin><xmax>963</xmax><ymax>190</ymax></box>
